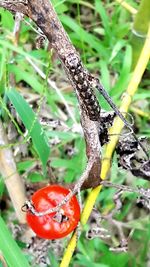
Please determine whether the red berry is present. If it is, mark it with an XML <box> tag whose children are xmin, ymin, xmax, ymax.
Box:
<box><xmin>26</xmin><ymin>185</ymin><xmax>80</xmax><ymax>239</ymax></box>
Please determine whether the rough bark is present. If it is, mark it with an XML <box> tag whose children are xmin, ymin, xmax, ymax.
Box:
<box><xmin>0</xmin><ymin>0</ymin><xmax>102</xmax><ymax>189</ymax></box>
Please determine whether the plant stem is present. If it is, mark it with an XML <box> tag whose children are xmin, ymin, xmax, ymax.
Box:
<box><xmin>0</xmin><ymin>121</ymin><xmax>26</xmax><ymax>223</ymax></box>
<box><xmin>115</xmin><ymin>0</ymin><xmax>137</xmax><ymax>15</ymax></box>
<box><xmin>131</xmin><ymin>0</ymin><xmax>150</xmax><ymax>69</ymax></box>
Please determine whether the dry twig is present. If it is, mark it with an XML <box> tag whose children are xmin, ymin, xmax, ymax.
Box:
<box><xmin>0</xmin><ymin>0</ymin><xmax>102</xmax><ymax>189</ymax></box>
<box><xmin>0</xmin><ymin>121</ymin><xmax>26</xmax><ymax>223</ymax></box>
<box><xmin>1</xmin><ymin>0</ymin><xmax>149</xmax><ymax>195</ymax></box>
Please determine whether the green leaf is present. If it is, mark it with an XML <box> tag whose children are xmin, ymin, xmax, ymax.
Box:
<box><xmin>8</xmin><ymin>65</ymin><xmax>42</xmax><ymax>94</ymax></box>
<box><xmin>0</xmin><ymin>9</ymin><xmax>14</xmax><ymax>30</ymax></box>
<box><xmin>6</xmin><ymin>89</ymin><xmax>50</xmax><ymax>171</ymax></box>
<box><xmin>28</xmin><ymin>172</ymin><xmax>44</xmax><ymax>183</ymax></box>
<box><xmin>99</xmin><ymin>60</ymin><xmax>110</xmax><ymax>91</ymax></box>
<box><xmin>109</xmin><ymin>40</ymin><xmax>126</xmax><ymax>63</ymax></box>
<box><xmin>0</xmin><ymin>39</ymin><xmax>46</xmax><ymax>66</ymax></box>
<box><xmin>0</xmin><ymin>47</ymin><xmax>6</xmax><ymax>81</ymax></box>
<box><xmin>47</xmin><ymin>130</ymin><xmax>78</xmax><ymax>141</ymax></box>
<box><xmin>60</xmin><ymin>15</ymin><xmax>107</xmax><ymax>57</ymax></box>
<box><xmin>95</xmin><ymin>0</ymin><xmax>111</xmax><ymax>38</ymax></box>
<box><xmin>111</xmin><ymin>44</ymin><xmax>132</xmax><ymax>97</ymax></box>
<box><xmin>48</xmin><ymin>250</ymin><xmax>59</xmax><ymax>267</ymax></box>
<box><xmin>0</xmin><ymin>216</ymin><xmax>31</xmax><ymax>267</ymax></box>
<box><xmin>17</xmin><ymin>160</ymin><xmax>35</xmax><ymax>172</ymax></box>
<box><xmin>51</xmin><ymin>158</ymin><xmax>75</xmax><ymax>169</ymax></box>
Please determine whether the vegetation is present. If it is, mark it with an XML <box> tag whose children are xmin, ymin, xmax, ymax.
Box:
<box><xmin>0</xmin><ymin>0</ymin><xmax>150</xmax><ymax>267</ymax></box>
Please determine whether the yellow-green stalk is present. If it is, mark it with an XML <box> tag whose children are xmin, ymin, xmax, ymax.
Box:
<box><xmin>131</xmin><ymin>0</ymin><xmax>150</xmax><ymax>69</ymax></box>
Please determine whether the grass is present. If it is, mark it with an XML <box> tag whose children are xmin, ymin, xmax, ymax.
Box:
<box><xmin>0</xmin><ymin>0</ymin><xmax>150</xmax><ymax>267</ymax></box>
<box><xmin>0</xmin><ymin>217</ymin><xmax>30</xmax><ymax>267</ymax></box>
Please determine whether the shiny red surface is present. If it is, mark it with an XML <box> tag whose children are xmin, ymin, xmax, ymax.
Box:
<box><xmin>26</xmin><ymin>185</ymin><xmax>80</xmax><ymax>239</ymax></box>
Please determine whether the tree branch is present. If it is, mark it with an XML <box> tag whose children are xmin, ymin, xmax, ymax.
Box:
<box><xmin>27</xmin><ymin>0</ymin><xmax>102</xmax><ymax>188</ymax></box>
<box><xmin>0</xmin><ymin>1</ymin><xmax>28</xmax><ymax>15</ymax></box>
<box><xmin>0</xmin><ymin>0</ymin><xmax>101</xmax><ymax>189</ymax></box>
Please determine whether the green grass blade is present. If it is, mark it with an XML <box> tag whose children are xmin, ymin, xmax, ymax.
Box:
<box><xmin>8</xmin><ymin>65</ymin><xmax>42</xmax><ymax>94</ymax></box>
<box><xmin>0</xmin><ymin>39</ymin><xmax>47</xmax><ymax>66</ymax></box>
<box><xmin>60</xmin><ymin>15</ymin><xmax>107</xmax><ymax>57</ymax></box>
<box><xmin>95</xmin><ymin>0</ymin><xmax>111</xmax><ymax>38</ymax></box>
<box><xmin>0</xmin><ymin>216</ymin><xmax>31</xmax><ymax>267</ymax></box>
<box><xmin>6</xmin><ymin>89</ymin><xmax>50</xmax><ymax>170</ymax></box>
<box><xmin>111</xmin><ymin>44</ymin><xmax>132</xmax><ymax>97</ymax></box>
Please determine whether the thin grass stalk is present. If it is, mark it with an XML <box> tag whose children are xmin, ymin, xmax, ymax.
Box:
<box><xmin>59</xmin><ymin>23</ymin><xmax>150</xmax><ymax>267</ymax></box>
<box><xmin>115</xmin><ymin>0</ymin><xmax>137</xmax><ymax>15</ymax></box>
<box><xmin>131</xmin><ymin>0</ymin><xmax>150</xmax><ymax>68</ymax></box>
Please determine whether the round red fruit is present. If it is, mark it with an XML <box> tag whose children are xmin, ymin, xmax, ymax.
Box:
<box><xmin>26</xmin><ymin>185</ymin><xmax>80</xmax><ymax>239</ymax></box>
